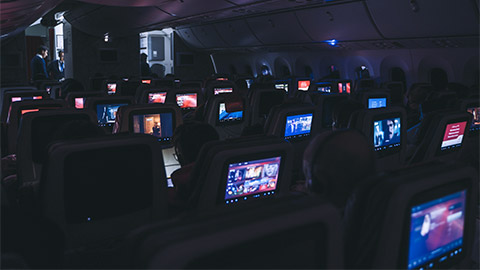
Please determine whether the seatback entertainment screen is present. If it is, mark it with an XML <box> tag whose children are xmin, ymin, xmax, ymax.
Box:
<box><xmin>176</xmin><ymin>93</ymin><xmax>197</xmax><ymax>109</ymax></box>
<box><xmin>214</xmin><ymin>87</ymin><xmax>233</xmax><ymax>95</ymax></box>
<box><xmin>373</xmin><ymin>117</ymin><xmax>401</xmax><ymax>152</ymax></box>
<box><xmin>96</xmin><ymin>103</ymin><xmax>127</xmax><ymax>126</ymax></box>
<box><xmin>132</xmin><ymin>112</ymin><xmax>173</xmax><ymax>142</ymax></box>
<box><xmin>440</xmin><ymin>121</ymin><xmax>467</xmax><ymax>152</ymax></box>
<box><xmin>148</xmin><ymin>92</ymin><xmax>167</xmax><ymax>104</ymax></box>
<box><xmin>297</xmin><ymin>80</ymin><xmax>310</xmax><ymax>91</ymax></box>
<box><xmin>368</xmin><ymin>98</ymin><xmax>387</xmax><ymax>109</ymax></box>
<box><xmin>218</xmin><ymin>102</ymin><xmax>243</xmax><ymax>123</ymax></box>
<box><xmin>407</xmin><ymin>190</ymin><xmax>466</xmax><ymax>269</ymax></box>
<box><xmin>284</xmin><ymin>113</ymin><xmax>313</xmax><ymax>140</ymax></box>
<box><xmin>466</xmin><ymin>107</ymin><xmax>479</xmax><ymax>132</ymax></box>
<box><xmin>224</xmin><ymin>156</ymin><xmax>281</xmax><ymax>205</ymax></box>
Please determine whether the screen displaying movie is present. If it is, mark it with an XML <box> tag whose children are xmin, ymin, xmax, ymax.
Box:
<box><xmin>440</xmin><ymin>121</ymin><xmax>467</xmax><ymax>151</ymax></box>
<box><xmin>96</xmin><ymin>103</ymin><xmax>127</xmax><ymax>125</ymax></box>
<box><xmin>407</xmin><ymin>190</ymin><xmax>466</xmax><ymax>269</ymax></box>
<box><xmin>298</xmin><ymin>80</ymin><xmax>310</xmax><ymax>91</ymax></box>
<box><xmin>225</xmin><ymin>156</ymin><xmax>281</xmax><ymax>204</ymax></box>
<box><xmin>11</xmin><ymin>96</ymin><xmax>43</xmax><ymax>103</ymax></box>
<box><xmin>148</xmin><ymin>92</ymin><xmax>167</xmax><ymax>104</ymax></box>
<box><xmin>132</xmin><ymin>112</ymin><xmax>173</xmax><ymax>142</ymax></box>
<box><xmin>338</xmin><ymin>82</ymin><xmax>351</xmax><ymax>94</ymax></box>
<box><xmin>75</xmin><ymin>98</ymin><xmax>85</xmax><ymax>109</ymax></box>
<box><xmin>176</xmin><ymin>93</ymin><xmax>197</xmax><ymax>109</ymax></box>
<box><xmin>218</xmin><ymin>102</ymin><xmax>243</xmax><ymax>123</ymax></box>
<box><xmin>373</xmin><ymin>117</ymin><xmax>401</xmax><ymax>151</ymax></box>
<box><xmin>275</xmin><ymin>83</ymin><xmax>289</xmax><ymax>92</ymax></box>
<box><xmin>284</xmin><ymin>113</ymin><xmax>313</xmax><ymax>140</ymax></box>
<box><xmin>142</xmin><ymin>79</ymin><xmax>151</xmax><ymax>84</ymax></box>
<box><xmin>467</xmin><ymin>107</ymin><xmax>480</xmax><ymax>132</ymax></box>
<box><xmin>368</xmin><ymin>98</ymin><xmax>387</xmax><ymax>109</ymax></box>
<box><xmin>107</xmin><ymin>83</ymin><xmax>117</xmax><ymax>95</ymax></box>
<box><xmin>162</xmin><ymin>147</ymin><xmax>180</xmax><ymax>185</ymax></box>
<box><xmin>214</xmin><ymin>87</ymin><xmax>233</xmax><ymax>95</ymax></box>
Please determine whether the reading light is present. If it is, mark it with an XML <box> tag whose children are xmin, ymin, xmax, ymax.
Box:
<box><xmin>104</xmin><ymin>33</ymin><xmax>110</xmax><ymax>43</ymax></box>
<box><xmin>324</xmin><ymin>39</ymin><xmax>337</xmax><ymax>46</ymax></box>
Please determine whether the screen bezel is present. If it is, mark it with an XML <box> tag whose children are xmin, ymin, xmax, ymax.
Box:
<box><xmin>400</xmin><ymin>179</ymin><xmax>471</xmax><ymax>269</ymax></box>
<box><xmin>128</xmin><ymin>108</ymin><xmax>176</xmax><ymax>144</ymax></box>
<box><xmin>283</xmin><ymin>111</ymin><xmax>314</xmax><ymax>142</ymax></box>
<box><xmin>218</xmin><ymin>151</ymin><xmax>286</xmax><ymax>207</ymax></box>
<box><xmin>436</xmin><ymin>117</ymin><xmax>468</xmax><ymax>156</ymax></box>
<box><xmin>372</xmin><ymin>112</ymin><xmax>402</xmax><ymax>157</ymax></box>
<box><xmin>175</xmin><ymin>93</ymin><xmax>198</xmax><ymax>109</ymax></box>
<box><xmin>216</xmin><ymin>102</ymin><xmax>244</xmax><ymax>125</ymax></box>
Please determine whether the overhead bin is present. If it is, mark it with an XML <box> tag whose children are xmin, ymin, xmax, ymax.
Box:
<box><xmin>190</xmin><ymin>25</ymin><xmax>229</xmax><ymax>48</ymax></box>
<box><xmin>65</xmin><ymin>5</ymin><xmax>171</xmax><ymax>37</ymax></box>
<box><xmin>176</xmin><ymin>28</ymin><xmax>205</xmax><ymax>49</ymax></box>
<box><xmin>214</xmin><ymin>19</ymin><xmax>262</xmax><ymax>47</ymax></box>
<box><xmin>246</xmin><ymin>12</ymin><xmax>313</xmax><ymax>45</ymax></box>
<box><xmin>296</xmin><ymin>1</ymin><xmax>382</xmax><ymax>42</ymax></box>
<box><xmin>156</xmin><ymin>0</ymin><xmax>234</xmax><ymax>18</ymax></box>
<box><xmin>366</xmin><ymin>0</ymin><xmax>479</xmax><ymax>38</ymax></box>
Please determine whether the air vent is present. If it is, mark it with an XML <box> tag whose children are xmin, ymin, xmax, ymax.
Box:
<box><xmin>232</xmin><ymin>8</ymin><xmax>256</xmax><ymax>14</ymax></box>
<box><xmin>432</xmin><ymin>39</ymin><xmax>461</xmax><ymax>48</ymax></box>
<box><xmin>372</xmin><ymin>42</ymin><xmax>399</xmax><ymax>49</ymax></box>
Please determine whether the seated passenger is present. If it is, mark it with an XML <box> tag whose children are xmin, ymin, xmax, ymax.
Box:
<box><xmin>302</xmin><ymin>129</ymin><xmax>375</xmax><ymax>210</ymax></box>
<box><xmin>331</xmin><ymin>99</ymin><xmax>365</xmax><ymax>130</ymax></box>
<box><xmin>404</xmin><ymin>84</ymin><xmax>431</xmax><ymax>129</ymax></box>
<box><xmin>169</xmin><ymin>121</ymin><xmax>219</xmax><ymax>211</ymax></box>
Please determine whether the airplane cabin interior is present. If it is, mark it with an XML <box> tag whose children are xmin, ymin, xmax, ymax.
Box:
<box><xmin>1</xmin><ymin>0</ymin><xmax>479</xmax><ymax>269</ymax></box>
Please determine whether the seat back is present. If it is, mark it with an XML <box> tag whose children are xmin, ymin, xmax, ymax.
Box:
<box><xmin>188</xmin><ymin>135</ymin><xmax>293</xmax><ymax>212</ymax></box>
<box><xmin>40</xmin><ymin>134</ymin><xmax>168</xmax><ymax>248</ymax></box>
<box><xmin>16</xmin><ymin>109</ymin><xmax>97</xmax><ymax>184</ymax></box>
<box><xmin>127</xmin><ymin>196</ymin><xmax>343</xmax><ymax>269</ymax></box>
<box><xmin>204</xmin><ymin>80</ymin><xmax>236</xmax><ymax>99</ymax></box>
<box><xmin>349</xmin><ymin>106</ymin><xmax>407</xmax><ymax>171</ymax></box>
<box><xmin>113</xmin><ymin>103</ymin><xmax>183</xmax><ymax>144</ymax></box>
<box><xmin>84</xmin><ymin>96</ymin><xmax>134</xmax><ymax>133</ymax></box>
<box><xmin>1</xmin><ymin>90</ymin><xmax>48</xmax><ymax>123</ymax></box>
<box><xmin>408</xmin><ymin>110</ymin><xmax>472</xmax><ymax>165</ymax></box>
<box><xmin>248</xmin><ymin>89</ymin><xmax>286</xmax><ymax>126</ymax></box>
<box><xmin>264</xmin><ymin>102</ymin><xmax>321</xmax><ymax>180</ymax></box>
<box><xmin>346</xmin><ymin>161</ymin><xmax>478</xmax><ymax>269</ymax></box>
<box><xmin>7</xmin><ymin>99</ymin><xmax>67</xmax><ymax>154</ymax></box>
<box><xmin>314</xmin><ymin>93</ymin><xmax>349</xmax><ymax>131</ymax></box>
<box><xmin>166</xmin><ymin>87</ymin><xmax>205</xmax><ymax>115</ymax></box>
<box><xmin>134</xmin><ymin>85</ymin><xmax>171</xmax><ymax>104</ymax></box>
<box><xmin>65</xmin><ymin>91</ymin><xmax>105</xmax><ymax>109</ymax></box>
<box><xmin>203</xmin><ymin>94</ymin><xmax>249</xmax><ymax>140</ymax></box>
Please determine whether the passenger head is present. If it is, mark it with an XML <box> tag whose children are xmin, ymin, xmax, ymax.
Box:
<box><xmin>406</xmin><ymin>84</ymin><xmax>431</xmax><ymax>110</ymax></box>
<box><xmin>58</xmin><ymin>50</ymin><xmax>64</xmax><ymax>61</ymax></box>
<box><xmin>172</xmin><ymin>121</ymin><xmax>219</xmax><ymax>166</ymax></box>
<box><xmin>140</xmin><ymin>53</ymin><xmax>148</xmax><ymax>63</ymax></box>
<box><xmin>331</xmin><ymin>99</ymin><xmax>364</xmax><ymax>130</ymax></box>
<box><xmin>303</xmin><ymin>129</ymin><xmax>375</xmax><ymax>208</ymax></box>
<box><xmin>37</xmin><ymin>45</ymin><xmax>48</xmax><ymax>58</ymax></box>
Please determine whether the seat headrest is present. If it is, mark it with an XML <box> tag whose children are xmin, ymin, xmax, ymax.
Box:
<box><xmin>224</xmin><ymin>95</ymin><xmax>243</xmax><ymax>113</ymax></box>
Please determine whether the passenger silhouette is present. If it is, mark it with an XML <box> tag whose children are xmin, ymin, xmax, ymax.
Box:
<box><xmin>30</xmin><ymin>45</ymin><xmax>49</xmax><ymax>81</ymax></box>
<box><xmin>169</xmin><ymin>121</ymin><xmax>219</xmax><ymax>212</ymax></box>
<box><xmin>303</xmin><ymin>129</ymin><xmax>375</xmax><ymax>209</ymax></box>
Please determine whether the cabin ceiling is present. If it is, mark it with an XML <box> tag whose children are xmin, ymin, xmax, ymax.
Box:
<box><xmin>1</xmin><ymin>0</ymin><xmax>479</xmax><ymax>51</ymax></box>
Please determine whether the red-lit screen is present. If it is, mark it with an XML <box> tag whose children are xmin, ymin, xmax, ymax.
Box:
<box><xmin>176</xmin><ymin>93</ymin><xmax>197</xmax><ymax>109</ymax></box>
<box><xmin>298</xmin><ymin>80</ymin><xmax>310</xmax><ymax>91</ymax></box>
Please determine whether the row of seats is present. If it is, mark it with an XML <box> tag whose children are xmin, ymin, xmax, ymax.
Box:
<box><xmin>1</xmin><ymin>75</ymin><xmax>478</xmax><ymax>268</ymax></box>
